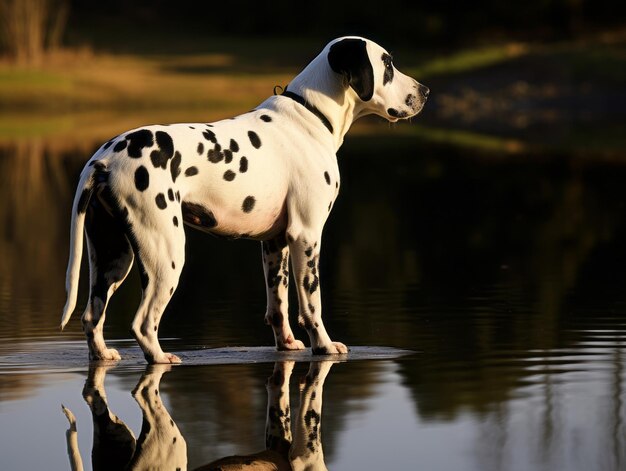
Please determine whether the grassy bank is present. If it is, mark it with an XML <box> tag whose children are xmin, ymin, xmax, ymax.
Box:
<box><xmin>0</xmin><ymin>33</ymin><xmax>624</xmax><ymax>153</ymax></box>
<box><xmin>0</xmin><ymin>51</ymin><xmax>289</xmax><ymax>112</ymax></box>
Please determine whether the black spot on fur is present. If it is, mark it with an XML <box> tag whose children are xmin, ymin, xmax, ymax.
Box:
<box><xmin>185</xmin><ymin>166</ymin><xmax>198</xmax><ymax>177</ymax></box>
<box><xmin>266</xmin><ymin>265</ymin><xmax>281</xmax><ymax>289</ymax></box>
<box><xmin>208</xmin><ymin>147</ymin><xmax>223</xmax><ymax>163</ymax></box>
<box><xmin>242</xmin><ymin>196</ymin><xmax>256</xmax><ymax>213</ymax></box>
<box><xmin>382</xmin><ymin>53</ymin><xmax>394</xmax><ymax>85</ymax></box>
<box><xmin>155</xmin><ymin>193</ymin><xmax>167</xmax><ymax>209</ymax></box>
<box><xmin>182</xmin><ymin>202</ymin><xmax>217</xmax><ymax>228</ymax></box>
<box><xmin>203</xmin><ymin>129</ymin><xmax>217</xmax><ymax>143</ymax></box>
<box><xmin>77</xmin><ymin>186</ymin><xmax>94</xmax><ymax>214</ymax></box>
<box><xmin>270</xmin><ymin>310</ymin><xmax>283</xmax><ymax>327</ymax></box>
<box><xmin>303</xmin><ymin>274</ymin><xmax>319</xmax><ymax>294</ymax></box>
<box><xmin>223</xmin><ymin>170</ymin><xmax>236</xmax><ymax>181</ymax></box>
<box><xmin>229</xmin><ymin>139</ymin><xmax>239</xmax><ymax>152</ymax></box>
<box><xmin>175</xmin><ymin>191</ymin><xmax>180</xmax><ymax>202</ymax></box>
<box><xmin>300</xmin><ymin>315</ymin><xmax>313</xmax><ymax>330</ymax></box>
<box><xmin>260</xmin><ymin>114</ymin><xmax>272</xmax><ymax>122</ymax></box>
<box><xmin>248</xmin><ymin>130</ymin><xmax>261</xmax><ymax>148</ymax></box>
<box><xmin>151</xmin><ymin>131</ymin><xmax>175</xmax><ymax>169</ymax></box>
<box><xmin>172</xmin><ymin>261</ymin><xmax>176</xmax><ymax>269</ymax></box>
<box><xmin>113</xmin><ymin>140</ymin><xmax>127</xmax><ymax>152</ymax></box>
<box><xmin>324</xmin><ymin>171</ymin><xmax>331</xmax><ymax>185</ymax></box>
<box><xmin>168</xmin><ymin>189</ymin><xmax>175</xmax><ymax>201</ymax></box>
<box><xmin>126</xmin><ymin>129</ymin><xmax>154</xmax><ymax>158</ymax></box>
<box><xmin>224</xmin><ymin>149</ymin><xmax>234</xmax><ymax>163</ymax></box>
<box><xmin>103</xmin><ymin>140</ymin><xmax>114</xmax><ymax>150</ymax></box>
<box><xmin>173</xmin><ymin>216</ymin><xmax>179</xmax><ymax>227</ymax></box>
<box><xmin>239</xmin><ymin>156</ymin><xmax>248</xmax><ymax>173</ymax></box>
<box><xmin>305</xmin><ymin>247</ymin><xmax>313</xmax><ymax>257</ymax></box>
<box><xmin>197</xmin><ymin>142</ymin><xmax>204</xmax><ymax>155</ymax></box>
<box><xmin>134</xmin><ymin>166</ymin><xmax>150</xmax><ymax>191</ymax></box>
<box><xmin>170</xmin><ymin>151</ymin><xmax>182</xmax><ymax>182</ymax></box>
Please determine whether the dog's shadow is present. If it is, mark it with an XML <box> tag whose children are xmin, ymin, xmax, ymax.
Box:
<box><xmin>62</xmin><ymin>361</ymin><xmax>334</xmax><ymax>471</ymax></box>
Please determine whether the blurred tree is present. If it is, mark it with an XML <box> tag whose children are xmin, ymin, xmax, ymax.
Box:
<box><xmin>0</xmin><ymin>0</ymin><xmax>68</xmax><ymax>65</ymax></box>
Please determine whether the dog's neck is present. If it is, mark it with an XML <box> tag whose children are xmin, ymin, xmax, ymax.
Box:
<box><xmin>281</xmin><ymin>89</ymin><xmax>334</xmax><ymax>135</ymax></box>
<box><xmin>283</xmin><ymin>53</ymin><xmax>366</xmax><ymax>151</ymax></box>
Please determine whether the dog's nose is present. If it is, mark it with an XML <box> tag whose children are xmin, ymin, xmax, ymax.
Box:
<box><xmin>419</xmin><ymin>84</ymin><xmax>430</xmax><ymax>99</ymax></box>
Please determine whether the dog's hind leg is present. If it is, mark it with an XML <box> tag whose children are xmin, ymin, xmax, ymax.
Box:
<box><xmin>126</xmin><ymin>207</ymin><xmax>185</xmax><ymax>364</ymax></box>
<box><xmin>262</xmin><ymin>235</ymin><xmax>305</xmax><ymax>351</ymax></box>
<box><xmin>82</xmin><ymin>198</ymin><xmax>134</xmax><ymax>361</ymax></box>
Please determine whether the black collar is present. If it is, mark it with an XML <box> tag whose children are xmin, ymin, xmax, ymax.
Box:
<box><xmin>281</xmin><ymin>89</ymin><xmax>334</xmax><ymax>134</ymax></box>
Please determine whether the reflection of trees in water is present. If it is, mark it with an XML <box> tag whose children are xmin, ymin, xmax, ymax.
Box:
<box><xmin>0</xmin><ymin>140</ymin><xmax>83</xmax><ymax>336</ymax></box>
<box><xmin>0</xmin><ymin>139</ymin><xmax>85</xmax><ymax>404</ymax></box>
<box><xmin>329</xmin><ymin>142</ymin><xmax>626</xmax><ymax>415</ymax></box>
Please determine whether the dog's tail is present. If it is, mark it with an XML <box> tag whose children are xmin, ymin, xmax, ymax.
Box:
<box><xmin>60</xmin><ymin>161</ymin><xmax>100</xmax><ymax>330</ymax></box>
<box><xmin>62</xmin><ymin>405</ymin><xmax>85</xmax><ymax>471</ymax></box>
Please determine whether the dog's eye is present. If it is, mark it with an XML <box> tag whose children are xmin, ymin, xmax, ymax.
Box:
<box><xmin>382</xmin><ymin>53</ymin><xmax>393</xmax><ymax>70</ymax></box>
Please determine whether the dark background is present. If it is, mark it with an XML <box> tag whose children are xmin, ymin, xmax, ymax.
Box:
<box><xmin>66</xmin><ymin>0</ymin><xmax>622</xmax><ymax>45</ymax></box>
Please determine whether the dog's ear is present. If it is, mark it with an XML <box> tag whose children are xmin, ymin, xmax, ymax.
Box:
<box><xmin>328</xmin><ymin>38</ymin><xmax>374</xmax><ymax>101</ymax></box>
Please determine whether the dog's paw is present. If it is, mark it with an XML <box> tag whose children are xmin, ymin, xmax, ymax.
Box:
<box><xmin>277</xmin><ymin>338</ymin><xmax>306</xmax><ymax>351</ymax></box>
<box><xmin>152</xmin><ymin>352</ymin><xmax>182</xmax><ymax>364</ymax></box>
<box><xmin>312</xmin><ymin>341</ymin><xmax>349</xmax><ymax>355</ymax></box>
<box><xmin>91</xmin><ymin>348</ymin><xmax>122</xmax><ymax>362</ymax></box>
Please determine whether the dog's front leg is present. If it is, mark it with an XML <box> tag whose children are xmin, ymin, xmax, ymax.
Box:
<box><xmin>288</xmin><ymin>232</ymin><xmax>348</xmax><ymax>355</ymax></box>
<box><xmin>262</xmin><ymin>235</ymin><xmax>305</xmax><ymax>351</ymax></box>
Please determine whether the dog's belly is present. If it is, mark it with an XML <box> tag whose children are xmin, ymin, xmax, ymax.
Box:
<box><xmin>182</xmin><ymin>197</ymin><xmax>287</xmax><ymax>240</ymax></box>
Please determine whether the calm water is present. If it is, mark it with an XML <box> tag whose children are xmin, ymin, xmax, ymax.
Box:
<box><xmin>1</xmin><ymin>126</ymin><xmax>626</xmax><ymax>470</ymax></box>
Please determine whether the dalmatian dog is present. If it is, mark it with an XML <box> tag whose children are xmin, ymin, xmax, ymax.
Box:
<box><xmin>60</xmin><ymin>36</ymin><xmax>429</xmax><ymax>364</ymax></box>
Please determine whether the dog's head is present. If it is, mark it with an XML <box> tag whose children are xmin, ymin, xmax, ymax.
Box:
<box><xmin>327</xmin><ymin>37</ymin><xmax>429</xmax><ymax>122</ymax></box>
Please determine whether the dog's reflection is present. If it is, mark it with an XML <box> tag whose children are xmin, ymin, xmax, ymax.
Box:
<box><xmin>62</xmin><ymin>364</ymin><xmax>187</xmax><ymax>470</ymax></box>
<box><xmin>62</xmin><ymin>361</ymin><xmax>334</xmax><ymax>471</ymax></box>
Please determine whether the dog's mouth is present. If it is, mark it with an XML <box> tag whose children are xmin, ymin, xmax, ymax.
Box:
<box><xmin>387</xmin><ymin>101</ymin><xmax>426</xmax><ymax>122</ymax></box>
<box><xmin>387</xmin><ymin>106</ymin><xmax>417</xmax><ymax>121</ymax></box>
<box><xmin>387</xmin><ymin>86</ymin><xmax>429</xmax><ymax>122</ymax></box>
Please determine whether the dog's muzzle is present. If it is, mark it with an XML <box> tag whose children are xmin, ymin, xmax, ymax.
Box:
<box><xmin>388</xmin><ymin>83</ymin><xmax>430</xmax><ymax>120</ymax></box>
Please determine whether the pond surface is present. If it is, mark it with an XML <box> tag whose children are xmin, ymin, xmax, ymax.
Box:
<box><xmin>1</xmin><ymin>123</ymin><xmax>626</xmax><ymax>470</ymax></box>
